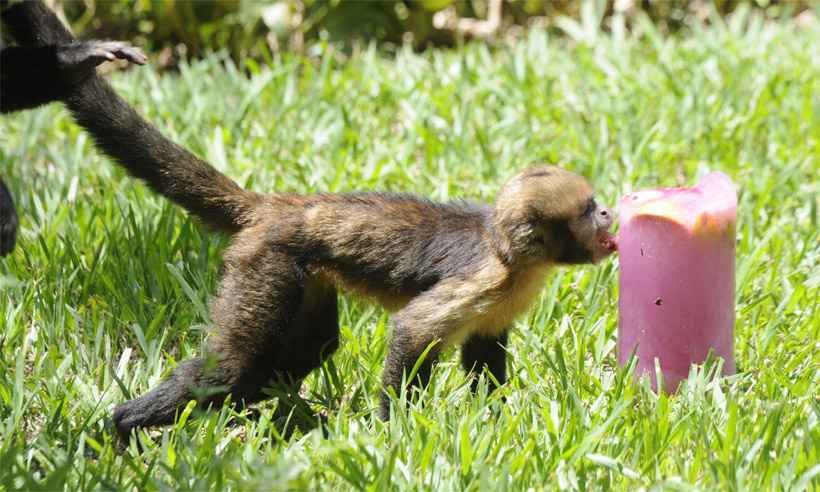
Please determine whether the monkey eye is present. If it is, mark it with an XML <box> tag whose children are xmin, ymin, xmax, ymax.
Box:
<box><xmin>582</xmin><ymin>198</ymin><xmax>596</xmax><ymax>217</ymax></box>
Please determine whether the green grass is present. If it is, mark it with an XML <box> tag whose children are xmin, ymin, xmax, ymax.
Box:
<box><xmin>1</xmin><ymin>10</ymin><xmax>818</xmax><ymax>491</ymax></box>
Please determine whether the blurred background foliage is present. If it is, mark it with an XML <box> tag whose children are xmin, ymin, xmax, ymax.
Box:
<box><xmin>51</xmin><ymin>0</ymin><xmax>818</xmax><ymax>66</ymax></box>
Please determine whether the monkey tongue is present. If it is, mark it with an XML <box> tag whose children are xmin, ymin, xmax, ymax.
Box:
<box><xmin>598</xmin><ymin>232</ymin><xmax>618</xmax><ymax>252</ymax></box>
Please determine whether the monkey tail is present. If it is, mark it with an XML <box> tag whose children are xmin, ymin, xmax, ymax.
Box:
<box><xmin>65</xmin><ymin>77</ymin><xmax>261</xmax><ymax>234</ymax></box>
<box><xmin>4</xmin><ymin>0</ymin><xmax>259</xmax><ymax>233</ymax></box>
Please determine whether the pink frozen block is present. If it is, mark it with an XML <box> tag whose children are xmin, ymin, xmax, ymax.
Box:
<box><xmin>617</xmin><ymin>172</ymin><xmax>737</xmax><ymax>391</ymax></box>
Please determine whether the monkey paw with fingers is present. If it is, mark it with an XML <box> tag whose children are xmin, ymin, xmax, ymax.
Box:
<box><xmin>56</xmin><ymin>40</ymin><xmax>147</xmax><ymax>83</ymax></box>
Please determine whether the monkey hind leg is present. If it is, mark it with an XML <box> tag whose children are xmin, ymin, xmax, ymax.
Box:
<box><xmin>113</xmin><ymin>249</ymin><xmax>306</xmax><ymax>440</ymax></box>
<box><xmin>113</xmin><ymin>351</ymin><xmax>278</xmax><ymax>441</ymax></box>
<box><xmin>259</xmin><ymin>277</ymin><xmax>340</xmax><ymax>429</ymax></box>
<box><xmin>0</xmin><ymin>179</ymin><xmax>18</xmax><ymax>256</ymax></box>
<box><xmin>114</xmin><ymin>348</ymin><xmax>303</xmax><ymax>439</ymax></box>
<box><xmin>275</xmin><ymin>277</ymin><xmax>340</xmax><ymax>382</ymax></box>
<box><xmin>250</xmin><ymin>297</ymin><xmax>340</xmax><ymax>439</ymax></box>
<box><xmin>113</xmin><ymin>251</ymin><xmax>340</xmax><ymax>441</ymax></box>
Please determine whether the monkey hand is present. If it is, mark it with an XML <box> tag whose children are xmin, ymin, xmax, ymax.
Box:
<box><xmin>57</xmin><ymin>40</ymin><xmax>147</xmax><ymax>83</ymax></box>
<box><xmin>0</xmin><ymin>181</ymin><xmax>18</xmax><ymax>257</ymax></box>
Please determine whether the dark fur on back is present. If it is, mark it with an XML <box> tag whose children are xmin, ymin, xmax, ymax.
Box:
<box><xmin>303</xmin><ymin>193</ymin><xmax>493</xmax><ymax>299</ymax></box>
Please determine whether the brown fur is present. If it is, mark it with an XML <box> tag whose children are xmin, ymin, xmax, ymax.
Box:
<box><xmin>102</xmin><ymin>163</ymin><xmax>615</xmax><ymax>436</ymax></box>
<box><xmin>17</xmin><ymin>1</ymin><xmax>617</xmax><ymax>436</ymax></box>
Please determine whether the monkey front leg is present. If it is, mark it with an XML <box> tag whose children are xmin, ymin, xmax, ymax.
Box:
<box><xmin>379</xmin><ymin>278</ymin><xmax>486</xmax><ymax>419</ymax></box>
<box><xmin>461</xmin><ymin>332</ymin><xmax>508</xmax><ymax>393</ymax></box>
<box><xmin>379</xmin><ymin>320</ymin><xmax>443</xmax><ymax>420</ymax></box>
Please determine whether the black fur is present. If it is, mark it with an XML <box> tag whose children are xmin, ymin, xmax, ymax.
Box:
<box><xmin>549</xmin><ymin>219</ymin><xmax>594</xmax><ymax>264</ymax></box>
<box><xmin>461</xmin><ymin>332</ymin><xmax>508</xmax><ymax>392</ymax></box>
<box><xmin>1</xmin><ymin>2</ymin><xmax>145</xmax><ymax>113</ymax></box>
<box><xmin>0</xmin><ymin>179</ymin><xmax>18</xmax><ymax>256</ymax></box>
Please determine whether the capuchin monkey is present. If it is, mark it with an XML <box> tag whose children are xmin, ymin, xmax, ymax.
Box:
<box><xmin>14</xmin><ymin>0</ymin><xmax>618</xmax><ymax>440</ymax></box>
<box><xmin>0</xmin><ymin>0</ymin><xmax>146</xmax><ymax>256</ymax></box>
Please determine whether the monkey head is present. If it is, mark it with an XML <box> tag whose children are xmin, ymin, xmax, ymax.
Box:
<box><xmin>491</xmin><ymin>165</ymin><xmax>617</xmax><ymax>266</ymax></box>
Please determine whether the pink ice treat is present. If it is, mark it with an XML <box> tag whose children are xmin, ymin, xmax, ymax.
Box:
<box><xmin>617</xmin><ymin>172</ymin><xmax>737</xmax><ymax>392</ymax></box>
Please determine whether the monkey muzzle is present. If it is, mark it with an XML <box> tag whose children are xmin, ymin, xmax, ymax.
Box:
<box><xmin>595</xmin><ymin>206</ymin><xmax>618</xmax><ymax>257</ymax></box>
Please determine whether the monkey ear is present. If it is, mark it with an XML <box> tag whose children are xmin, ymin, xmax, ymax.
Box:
<box><xmin>491</xmin><ymin>207</ymin><xmax>543</xmax><ymax>264</ymax></box>
<box><xmin>488</xmin><ymin>227</ymin><xmax>515</xmax><ymax>264</ymax></box>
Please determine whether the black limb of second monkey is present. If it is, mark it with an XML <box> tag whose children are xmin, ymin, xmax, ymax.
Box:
<box><xmin>1</xmin><ymin>0</ymin><xmax>146</xmax><ymax>114</ymax></box>
<box><xmin>0</xmin><ymin>0</ymin><xmax>146</xmax><ymax>256</ymax></box>
<box><xmin>0</xmin><ymin>179</ymin><xmax>18</xmax><ymax>256</ymax></box>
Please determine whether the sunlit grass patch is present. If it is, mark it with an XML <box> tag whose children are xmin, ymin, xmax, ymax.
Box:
<box><xmin>0</xmin><ymin>11</ymin><xmax>818</xmax><ymax>491</ymax></box>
